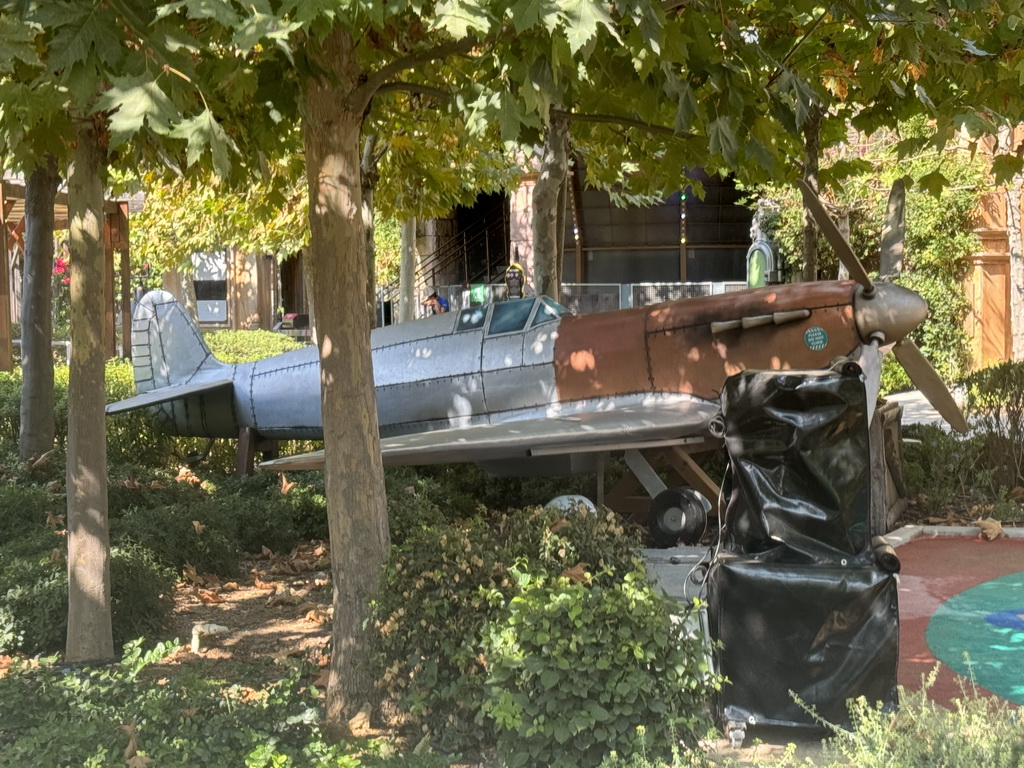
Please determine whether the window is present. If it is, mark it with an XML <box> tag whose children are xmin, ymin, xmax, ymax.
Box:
<box><xmin>531</xmin><ymin>297</ymin><xmax>569</xmax><ymax>327</ymax></box>
<box><xmin>488</xmin><ymin>299</ymin><xmax>535</xmax><ymax>336</ymax></box>
<box><xmin>192</xmin><ymin>251</ymin><xmax>229</xmax><ymax>323</ymax></box>
<box><xmin>456</xmin><ymin>306</ymin><xmax>487</xmax><ymax>332</ymax></box>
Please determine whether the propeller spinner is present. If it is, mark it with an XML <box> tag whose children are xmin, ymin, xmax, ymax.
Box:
<box><xmin>797</xmin><ymin>179</ymin><xmax>968</xmax><ymax>433</ymax></box>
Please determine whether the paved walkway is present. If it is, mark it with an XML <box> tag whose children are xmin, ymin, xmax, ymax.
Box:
<box><xmin>894</xmin><ymin>528</ymin><xmax>1024</xmax><ymax>706</ymax></box>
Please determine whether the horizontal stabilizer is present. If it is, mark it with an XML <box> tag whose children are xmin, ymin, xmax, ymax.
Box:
<box><xmin>106</xmin><ymin>378</ymin><xmax>234</xmax><ymax>415</ymax></box>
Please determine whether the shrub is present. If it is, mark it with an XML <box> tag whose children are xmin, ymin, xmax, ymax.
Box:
<box><xmin>204</xmin><ymin>328</ymin><xmax>306</xmax><ymax>363</ymax></box>
<box><xmin>0</xmin><ymin>641</ymin><xmax>358</xmax><ymax>768</ymax></box>
<box><xmin>816</xmin><ymin>672</ymin><xmax>1024</xmax><ymax>768</ymax></box>
<box><xmin>371</xmin><ymin>505</ymin><xmax>686</xmax><ymax>759</ymax></box>
<box><xmin>483</xmin><ymin>571</ymin><xmax>718</xmax><ymax>768</ymax></box>
<box><xmin>900</xmin><ymin>424</ymin><xmax>981</xmax><ymax>513</ymax></box>
<box><xmin>0</xmin><ymin>545</ymin><xmax>175</xmax><ymax>655</ymax></box>
<box><xmin>962</xmin><ymin>360</ymin><xmax>1024</xmax><ymax>491</ymax></box>
<box><xmin>112</xmin><ymin>503</ymin><xmax>240</xmax><ymax>577</ymax></box>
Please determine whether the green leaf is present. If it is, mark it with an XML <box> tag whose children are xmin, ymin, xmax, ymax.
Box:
<box><xmin>991</xmin><ymin>154</ymin><xmax>1024</xmax><ymax>186</ymax></box>
<box><xmin>433</xmin><ymin>0</ymin><xmax>492</xmax><ymax>39</ymax></box>
<box><xmin>962</xmin><ymin>38</ymin><xmax>992</xmax><ymax>56</ymax></box>
<box><xmin>170</xmin><ymin>109</ymin><xmax>236</xmax><ymax>178</ymax></box>
<box><xmin>708</xmin><ymin>116</ymin><xmax>738</xmax><ymax>165</ymax></box>
<box><xmin>233</xmin><ymin>8</ymin><xmax>301</xmax><ymax>59</ymax></box>
<box><xmin>509</xmin><ymin>0</ymin><xmax>546</xmax><ymax>33</ymax></box>
<box><xmin>96</xmin><ymin>77</ymin><xmax>182</xmax><ymax>148</ymax></box>
<box><xmin>917</xmin><ymin>169</ymin><xmax>949</xmax><ymax>198</ymax></box>
<box><xmin>561</xmin><ymin>0</ymin><xmax>615</xmax><ymax>54</ymax></box>
<box><xmin>0</xmin><ymin>14</ymin><xmax>41</xmax><ymax>74</ymax></box>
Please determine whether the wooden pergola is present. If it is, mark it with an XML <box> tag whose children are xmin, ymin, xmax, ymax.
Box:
<box><xmin>0</xmin><ymin>178</ymin><xmax>132</xmax><ymax>371</ymax></box>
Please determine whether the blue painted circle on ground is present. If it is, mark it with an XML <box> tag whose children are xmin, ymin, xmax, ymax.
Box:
<box><xmin>926</xmin><ymin>571</ymin><xmax>1024</xmax><ymax>703</ymax></box>
<box><xmin>804</xmin><ymin>326</ymin><xmax>828</xmax><ymax>351</ymax></box>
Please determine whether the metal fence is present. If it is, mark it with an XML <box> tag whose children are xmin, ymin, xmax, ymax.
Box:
<box><xmin>391</xmin><ymin>281</ymin><xmax>748</xmax><ymax>322</ymax></box>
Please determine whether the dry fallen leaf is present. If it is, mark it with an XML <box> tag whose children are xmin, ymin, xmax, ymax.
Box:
<box><xmin>175</xmin><ymin>466</ymin><xmax>202</xmax><ymax>486</ymax></box>
<box><xmin>560</xmin><ymin>562</ymin><xmax>591</xmax><ymax>584</ymax></box>
<box><xmin>126</xmin><ymin>757</ymin><xmax>154</xmax><ymax>768</ymax></box>
<box><xmin>975</xmin><ymin>517</ymin><xmax>1006</xmax><ymax>541</ymax></box>
<box><xmin>45</xmin><ymin>510</ymin><xmax>65</xmax><ymax>531</ymax></box>
<box><xmin>192</xmin><ymin>520</ymin><xmax>206</xmax><ymax>536</ymax></box>
<box><xmin>148</xmin><ymin>480</ymin><xmax>166</xmax><ymax>490</ymax></box>
<box><xmin>222</xmin><ymin>581</ymin><xmax>239</xmax><ymax>591</ymax></box>
<box><xmin>119</xmin><ymin>723</ymin><xmax>138</xmax><ymax>760</ymax></box>
<box><xmin>195</xmin><ymin>588</ymin><xmax>225</xmax><ymax>604</ymax></box>
<box><xmin>280</xmin><ymin>473</ymin><xmax>296</xmax><ymax>494</ymax></box>
<box><xmin>183</xmin><ymin>562</ymin><xmax>198</xmax><ymax>584</ymax></box>
<box><xmin>254</xmin><ymin>576</ymin><xmax>275</xmax><ymax>590</ymax></box>
<box><xmin>44</xmin><ymin>480</ymin><xmax>63</xmax><ymax>494</ymax></box>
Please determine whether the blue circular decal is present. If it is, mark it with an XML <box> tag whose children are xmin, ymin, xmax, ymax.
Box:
<box><xmin>804</xmin><ymin>326</ymin><xmax>829</xmax><ymax>351</ymax></box>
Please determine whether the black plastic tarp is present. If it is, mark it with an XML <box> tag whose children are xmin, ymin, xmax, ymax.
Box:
<box><xmin>707</xmin><ymin>361</ymin><xmax>899</xmax><ymax>730</ymax></box>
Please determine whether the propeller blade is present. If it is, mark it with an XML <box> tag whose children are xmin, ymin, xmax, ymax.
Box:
<box><xmin>892</xmin><ymin>338</ymin><xmax>968</xmax><ymax>433</ymax></box>
<box><xmin>879</xmin><ymin>179</ymin><xmax>906</xmax><ymax>279</ymax></box>
<box><xmin>797</xmin><ymin>179</ymin><xmax>875</xmax><ymax>293</ymax></box>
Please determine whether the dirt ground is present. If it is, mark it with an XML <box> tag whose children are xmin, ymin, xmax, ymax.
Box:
<box><xmin>158</xmin><ymin>541</ymin><xmax>333</xmax><ymax>686</ymax></box>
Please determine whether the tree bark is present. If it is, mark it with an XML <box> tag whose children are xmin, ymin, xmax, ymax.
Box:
<box><xmin>361</xmin><ymin>135</ymin><xmax>379</xmax><ymax>328</ymax></box>
<box><xmin>532</xmin><ymin>115</ymin><xmax>570</xmax><ymax>299</ymax></box>
<box><xmin>398</xmin><ymin>217</ymin><xmax>417</xmax><ymax>322</ymax></box>
<box><xmin>301</xmin><ymin>26</ymin><xmax>390</xmax><ymax>739</ymax></box>
<box><xmin>801</xmin><ymin>108</ymin><xmax>822</xmax><ymax>283</ymax></box>
<box><xmin>19</xmin><ymin>156</ymin><xmax>60</xmax><ymax>460</ymax></box>
<box><xmin>65</xmin><ymin>116</ymin><xmax>113</xmax><ymax>663</ymax></box>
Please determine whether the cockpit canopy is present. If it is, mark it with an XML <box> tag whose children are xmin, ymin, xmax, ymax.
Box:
<box><xmin>455</xmin><ymin>296</ymin><xmax>570</xmax><ymax>336</ymax></box>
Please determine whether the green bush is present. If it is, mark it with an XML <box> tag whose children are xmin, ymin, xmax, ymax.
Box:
<box><xmin>962</xmin><ymin>360</ymin><xmax>1024</xmax><ymax>491</ymax></box>
<box><xmin>0</xmin><ymin>544</ymin><xmax>175</xmax><ymax>655</ymax></box>
<box><xmin>0</xmin><ymin>641</ymin><xmax>365</xmax><ymax>768</ymax></box>
<box><xmin>900</xmin><ymin>424</ymin><xmax>981</xmax><ymax>513</ymax></box>
<box><xmin>371</xmin><ymin>505</ymin><xmax>692</xmax><ymax>760</ymax></box>
<box><xmin>815</xmin><ymin>674</ymin><xmax>1024</xmax><ymax>768</ymax></box>
<box><xmin>204</xmin><ymin>328</ymin><xmax>306</xmax><ymax>363</ymax></box>
<box><xmin>483</xmin><ymin>571</ymin><xmax>717</xmax><ymax>768</ymax></box>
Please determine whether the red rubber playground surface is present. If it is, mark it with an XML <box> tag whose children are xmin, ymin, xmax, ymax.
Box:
<box><xmin>897</xmin><ymin>533</ymin><xmax>1024</xmax><ymax>706</ymax></box>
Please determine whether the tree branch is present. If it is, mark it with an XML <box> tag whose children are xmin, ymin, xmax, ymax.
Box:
<box><xmin>552</xmin><ymin>109</ymin><xmax>695</xmax><ymax>139</ymax></box>
<box><xmin>356</xmin><ymin>38</ymin><xmax>479</xmax><ymax>109</ymax></box>
<box><xmin>765</xmin><ymin>10</ymin><xmax>829</xmax><ymax>90</ymax></box>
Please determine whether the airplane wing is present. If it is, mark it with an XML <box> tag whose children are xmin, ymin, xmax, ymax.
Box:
<box><xmin>105</xmin><ymin>378</ymin><xmax>235</xmax><ymax>415</ymax></box>
<box><xmin>259</xmin><ymin>397</ymin><xmax>720</xmax><ymax>472</ymax></box>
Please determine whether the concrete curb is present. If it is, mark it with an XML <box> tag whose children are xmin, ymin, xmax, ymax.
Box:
<box><xmin>882</xmin><ymin>524</ymin><xmax>1024</xmax><ymax>548</ymax></box>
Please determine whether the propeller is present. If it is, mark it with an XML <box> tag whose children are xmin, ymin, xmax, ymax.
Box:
<box><xmin>796</xmin><ymin>179</ymin><xmax>875</xmax><ymax>295</ymax></box>
<box><xmin>796</xmin><ymin>178</ymin><xmax>968</xmax><ymax>433</ymax></box>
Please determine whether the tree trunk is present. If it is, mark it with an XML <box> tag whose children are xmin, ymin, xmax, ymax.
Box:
<box><xmin>301</xmin><ymin>26</ymin><xmax>390</xmax><ymax>740</ymax></box>
<box><xmin>1007</xmin><ymin>181</ymin><xmax>1024</xmax><ymax>360</ymax></box>
<box><xmin>398</xmin><ymin>217</ymin><xmax>417</xmax><ymax>323</ymax></box>
<box><xmin>361</xmin><ymin>135</ymin><xmax>379</xmax><ymax>328</ymax></box>
<box><xmin>532</xmin><ymin>115</ymin><xmax>569</xmax><ymax>299</ymax></box>
<box><xmin>65</xmin><ymin>116</ymin><xmax>113</xmax><ymax>663</ymax></box>
<box><xmin>19</xmin><ymin>156</ymin><xmax>59</xmax><ymax>460</ymax></box>
<box><xmin>801</xmin><ymin>108</ymin><xmax>822</xmax><ymax>283</ymax></box>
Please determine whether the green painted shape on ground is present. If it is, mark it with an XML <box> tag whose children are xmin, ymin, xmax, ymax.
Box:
<box><xmin>926</xmin><ymin>571</ymin><xmax>1024</xmax><ymax>703</ymax></box>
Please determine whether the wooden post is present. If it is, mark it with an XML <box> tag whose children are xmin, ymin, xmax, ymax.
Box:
<box><xmin>118</xmin><ymin>203</ymin><xmax>131</xmax><ymax>359</ymax></box>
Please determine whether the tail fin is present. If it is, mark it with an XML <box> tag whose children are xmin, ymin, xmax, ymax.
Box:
<box><xmin>131</xmin><ymin>290</ymin><xmax>226</xmax><ymax>393</ymax></box>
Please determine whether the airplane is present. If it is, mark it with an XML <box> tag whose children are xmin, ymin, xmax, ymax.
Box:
<box><xmin>107</xmin><ymin>181</ymin><xmax>967</xmax><ymax>545</ymax></box>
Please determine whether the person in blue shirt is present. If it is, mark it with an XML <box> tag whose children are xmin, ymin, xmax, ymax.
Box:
<box><xmin>422</xmin><ymin>291</ymin><xmax>449</xmax><ymax>314</ymax></box>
